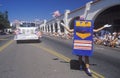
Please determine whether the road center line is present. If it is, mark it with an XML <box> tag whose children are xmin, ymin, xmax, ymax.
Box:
<box><xmin>0</xmin><ymin>39</ymin><xmax>9</xmax><ymax>40</ymax></box>
<box><xmin>31</xmin><ymin>44</ymin><xmax>105</xmax><ymax>78</ymax></box>
<box><xmin>0</xmin><ymin>40</ymin><xmax>14</xmax><ymax>52</ymax></box>
<box><xmin>31</xmin><ymin>44</ymin><xmax>70</xmax><ymax>62</ymax></box>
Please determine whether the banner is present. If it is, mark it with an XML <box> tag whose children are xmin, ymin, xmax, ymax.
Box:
<box><xmin>72</xmin><ymin>20</ymin><xmax>94</xmax><ymax>56</ymax></box>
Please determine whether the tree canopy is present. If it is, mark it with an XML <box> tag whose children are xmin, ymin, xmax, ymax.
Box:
<box><xmin>0</xmin><ymin>11</ymin><xmax>10</xmax><ymax>30</ymax></box>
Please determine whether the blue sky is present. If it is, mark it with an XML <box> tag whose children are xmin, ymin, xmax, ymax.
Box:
<box><xmin>0</xmin><ymin>0</ymin><xmax>92</xmax><ymax>22</ymax></box>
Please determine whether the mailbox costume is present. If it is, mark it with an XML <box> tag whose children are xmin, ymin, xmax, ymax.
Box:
<box><xmin>73</xmin><ymin>20</ymin><xmax>94</xmax><ymax>56</ymax></box>
<box><xmin>60</xmin><ymin>19</ymin><xmax>111</xmax><ymax>77</ymax></box>
<box><xmin>72</xmin><ymin>20</ymin><xmax>93</xmax><ymax>76</ymax></box>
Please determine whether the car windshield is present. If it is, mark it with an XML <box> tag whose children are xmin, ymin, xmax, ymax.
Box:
<box><xmin>20</xmin><ymin>23</ymin><xmax>36</xmax><ymax>27</ymax></box>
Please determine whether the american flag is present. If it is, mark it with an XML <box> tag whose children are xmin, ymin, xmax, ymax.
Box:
<box><xmin>52</xmin><ymin>10</ymin><xmax>61</xmax><ymax>17</ymax></box>
<box><xmin>74</xmin><ymin>40</ymin><xmax>92</xmax><ymax>50</ymax></box>
<box><xmin>36</xmin><ymin>32</ymin><xmax>42</xmax><ymax>37</ymax></box>
<box><xmin>14</xmin><ymin>29</ymin><xmax>20</xmax><ymax>35</ymax></box>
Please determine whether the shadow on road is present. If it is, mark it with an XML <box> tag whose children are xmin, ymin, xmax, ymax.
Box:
<box><xmin>16</xmin><ymin>40</ymin><xmax>42</xmax><ymax>44</ymax></box>
<box><xmin>70</xmin><ymin>60</ymin><xmax>81</xmax><ymax>70</ymax></box>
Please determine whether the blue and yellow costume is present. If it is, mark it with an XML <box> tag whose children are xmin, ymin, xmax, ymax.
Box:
<box><xmin>72</xmin><ymin>20</ymin><xmax>94</xmax><ymax>56</ymax></box>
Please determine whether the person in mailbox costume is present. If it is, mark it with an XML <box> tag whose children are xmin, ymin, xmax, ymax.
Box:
<box><xmin>60</xmin><ymin>17</ymin><xmax>111</xmax><ymax>76</ymax></box>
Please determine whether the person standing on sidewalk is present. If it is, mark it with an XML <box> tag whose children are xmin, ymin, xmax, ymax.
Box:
<box><xmin>60</xmin><ymin>19</ymin><xmax>111</xmax><ymax>76</ymax></box>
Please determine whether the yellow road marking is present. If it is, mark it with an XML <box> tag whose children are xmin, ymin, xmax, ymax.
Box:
<box><xmin>0</xmin><ymin>39</ymin><xmax>9</xmax><ymax>40</ymax></box>
<box><xmin>0</xmin><ymin>40</ymin><xmax>14</xmax><ymax>52</ymax></box>
<box><xmin>0</xmin><ymin>40</ymin><xmax>105</xmax><ymax>78</ymax></box>
<box><xmin>31</xmin><ymin>44</ymin><xmax>70</xmax><ymax>62</ymax></box>
<box><xmin>31</xmin><ymin>44</ymin><xmax>105</xmax><ymax>78</ymax></box>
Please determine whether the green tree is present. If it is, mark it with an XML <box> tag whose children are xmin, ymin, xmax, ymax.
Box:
<box><xmin>0</xmin><ymin>11</ymin><xmax>10</xmax><ymax>31</ymax></box>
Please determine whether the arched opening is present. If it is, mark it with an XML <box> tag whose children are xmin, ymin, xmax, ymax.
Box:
<box><xmin>48</xmin><ymin>25</ymin><xmax>50</xmax><ymax>32</ymax></box>
<box><xmin>60</xmin><ymin>20</ymin><xmax>65</xmax><ymax>32</ymax></box>
<box><xmin>51</xmin><ymin>24</ymin><xmax>53</xmax><ymax>33</ymax></box>
<box><xmin>55</xmin><ymin>23</ymin><xmax>58</xmax><ymax>32</ymax></box>
<box><xmin>94</xmin><ymin>5</ymin><xmax>120</xmax><ymax>33</ymax></box>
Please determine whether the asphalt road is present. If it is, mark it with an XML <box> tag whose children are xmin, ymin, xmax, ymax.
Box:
<box><xmin>0</xmin><ymin>35</ymin><xmax>92</xmax><ymax>78</ymax></box>
<box><xmin>0</xmin><ymin>35</ymin><xmax>13</xmax><ymax>46</ymax></box>
<box><xmin>0</xmin><ymin>35</ymin><xmax>120</xmax><ymax>78</ymax></box>
<box><xmin>42</xmin><ymin>35</ymin><xmax>120</xmax><ymax>78</ymax></box>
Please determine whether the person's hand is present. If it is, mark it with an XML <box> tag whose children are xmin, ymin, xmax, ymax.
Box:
<box><xmin>104</xmin><ymin>24</ymin><xmax>112</xmax><ymax>28</ymax></box>
<box><xmin>60</xmin><ymin>23</ymin><xmax>66</xmax><ymax>27</ymax></box>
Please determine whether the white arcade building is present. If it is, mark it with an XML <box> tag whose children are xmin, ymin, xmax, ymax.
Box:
<box><xmin>39</xmin><ymin>0</ymin><xmax>120</xmax><ymax>36</ymax></box>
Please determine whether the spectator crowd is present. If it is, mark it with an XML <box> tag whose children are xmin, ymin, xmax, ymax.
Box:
<box><xmin>45</xmin><ymin>29</ymin><xmax>120</xmax><ymax>48</ymax></box>
<box><xmin>93</xmin><ymin>31</ymin><xmax>120</xmax><ymax>48</ymax></box>
<box><xmin>61</xmin><ymin>30</ymin><xmax>120</xmax><ymax>48</ymax></box>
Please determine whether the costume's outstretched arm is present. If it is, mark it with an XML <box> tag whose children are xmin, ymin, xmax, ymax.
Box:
<box><xmin>93</xmin><ymin>24</ymin><xmax>112</xmax><ymax>32</ymax></box>
<box><xmin>60</xmin><ymin>23</ymin><xmax>74</xmax><ymax>33</ymax></box>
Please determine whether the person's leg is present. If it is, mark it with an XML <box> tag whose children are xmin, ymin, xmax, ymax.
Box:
<box><xmin>78</xmin><ymin>56</ymin><xmax>82</xmax><ymax>64</ymax></box>
<box><xmin>85</xmin><ymin>56</ymin><xmax>90</xmax><ymax>68</ymax></box>
<box><xmin>85</xmin><ymin>56</ymin><xmax>92</xmax><ymax>76</ymax></box>
<box><xmin>78</xmin><ymin>56</ymin><xmax>83</xmax><ymax>70</ymax></box>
